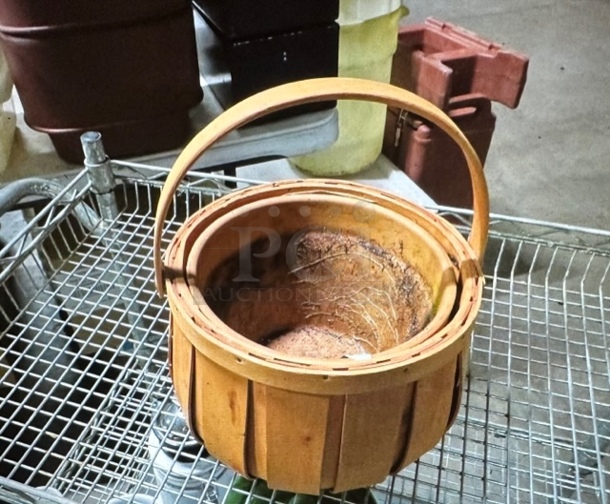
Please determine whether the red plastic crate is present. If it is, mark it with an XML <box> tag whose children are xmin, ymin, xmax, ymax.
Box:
<box><xmin>392</xmin><ymin>17</ymin><xmax>529</xmax><ymax>110</ymax></box>
<box><xmin>385</xmin><ymin>94</ymin><xmax>496</xmax><ymax>209</ymax></box>
<box><xmin>384</xmin><ymin>17</ymin><xmax>529</xmax><ymax>208</ymax></box>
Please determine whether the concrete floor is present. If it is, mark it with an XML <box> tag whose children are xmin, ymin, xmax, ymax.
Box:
<box><xmin>406</xmin><ymin>0</ymin><xmax>610</xmax><ymax>229</ymax></box>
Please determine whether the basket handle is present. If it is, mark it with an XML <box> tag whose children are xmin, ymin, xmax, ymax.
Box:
<box><xmin>154</xmin><ymin>77</ymin><xmax>489</xmax><ymax>294</ymax></box>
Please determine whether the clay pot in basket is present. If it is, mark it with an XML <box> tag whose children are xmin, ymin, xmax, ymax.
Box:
<box><xmin>153</xmin><ymin>78</ymin><xmax>489</xmax><ymax>494</ymax></box>
<box><xmin>188</xmin><ymin>191</ymin><xmax>458</xmax><ymax>357</ymax></box>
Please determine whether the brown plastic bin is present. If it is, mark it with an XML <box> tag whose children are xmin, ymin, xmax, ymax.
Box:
<box><xmin>0</xmin><ymin>1</ymin><xmax>203</xmax><ymax>163</ymax></box>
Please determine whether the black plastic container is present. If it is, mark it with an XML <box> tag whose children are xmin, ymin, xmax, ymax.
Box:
<box><xmin>195</xmin><ymin>12</ymin><xmax>338</xmax><ymax>122</ymax></box>
<box><xmin>192</xmin><ymin>0</ymin><xmax>339</xmax><ymax>39</ymax></box>
<box><xmin>0</xmin><ymin>1</ymin><xmax>203</xmax><ymax>163</ymax></box>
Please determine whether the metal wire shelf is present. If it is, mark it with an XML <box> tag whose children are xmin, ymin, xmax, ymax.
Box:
<box><xmin>1</xmin><ymin>161</ymin><xmax>610</xmax><ymax>504</ymax></box>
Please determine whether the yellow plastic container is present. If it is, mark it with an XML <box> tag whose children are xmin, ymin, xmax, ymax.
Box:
<box><xmin>292</xmin><ymin>7</ymin><xmax>407</xmax><ymax>176</ymax></box>
<box><xmin>337</xmin><ymin>0</ymin><xmax>403</xmax><ymax>24</ymax></box>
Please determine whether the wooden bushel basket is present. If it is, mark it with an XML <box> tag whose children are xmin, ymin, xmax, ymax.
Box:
<box><xmin>154</xmin><ymin>78</ymin><xmax>489</xmax><ymax>495</ymax></box>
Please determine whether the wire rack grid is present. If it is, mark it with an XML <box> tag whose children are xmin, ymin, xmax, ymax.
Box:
<box><xmin>1</xmin><ymin>162</ymin><xmax>610</xmax><ymax>504</ymax></box>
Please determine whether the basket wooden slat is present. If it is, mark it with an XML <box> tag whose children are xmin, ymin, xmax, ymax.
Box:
<box><xmin>264</xmin><ymin>387</ymin><xmax>331</xmax><ymax>493</ymax></box>
<box><xmin>193</xmin><ymin>352</ymin><xmax>250</xmax><ymax>477</ymax></box>
<box><xmin>246</xmin><ymin>382</ymin><xmax>270</xmax><ymax>480</ymax></box>
<box><xmin>169</xmin><ymin>318</ymin><xmax>196</xmax><ymax>426</ymax></box>
<box><xmin>396</xmin><ymin>354</ymin><xmax>459</xmax><ymax>468</ymax></box>
<box><xmin>332</xmin><ymin>385</ymin><xmax>412</xmax><ymax>492</ymax></box>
